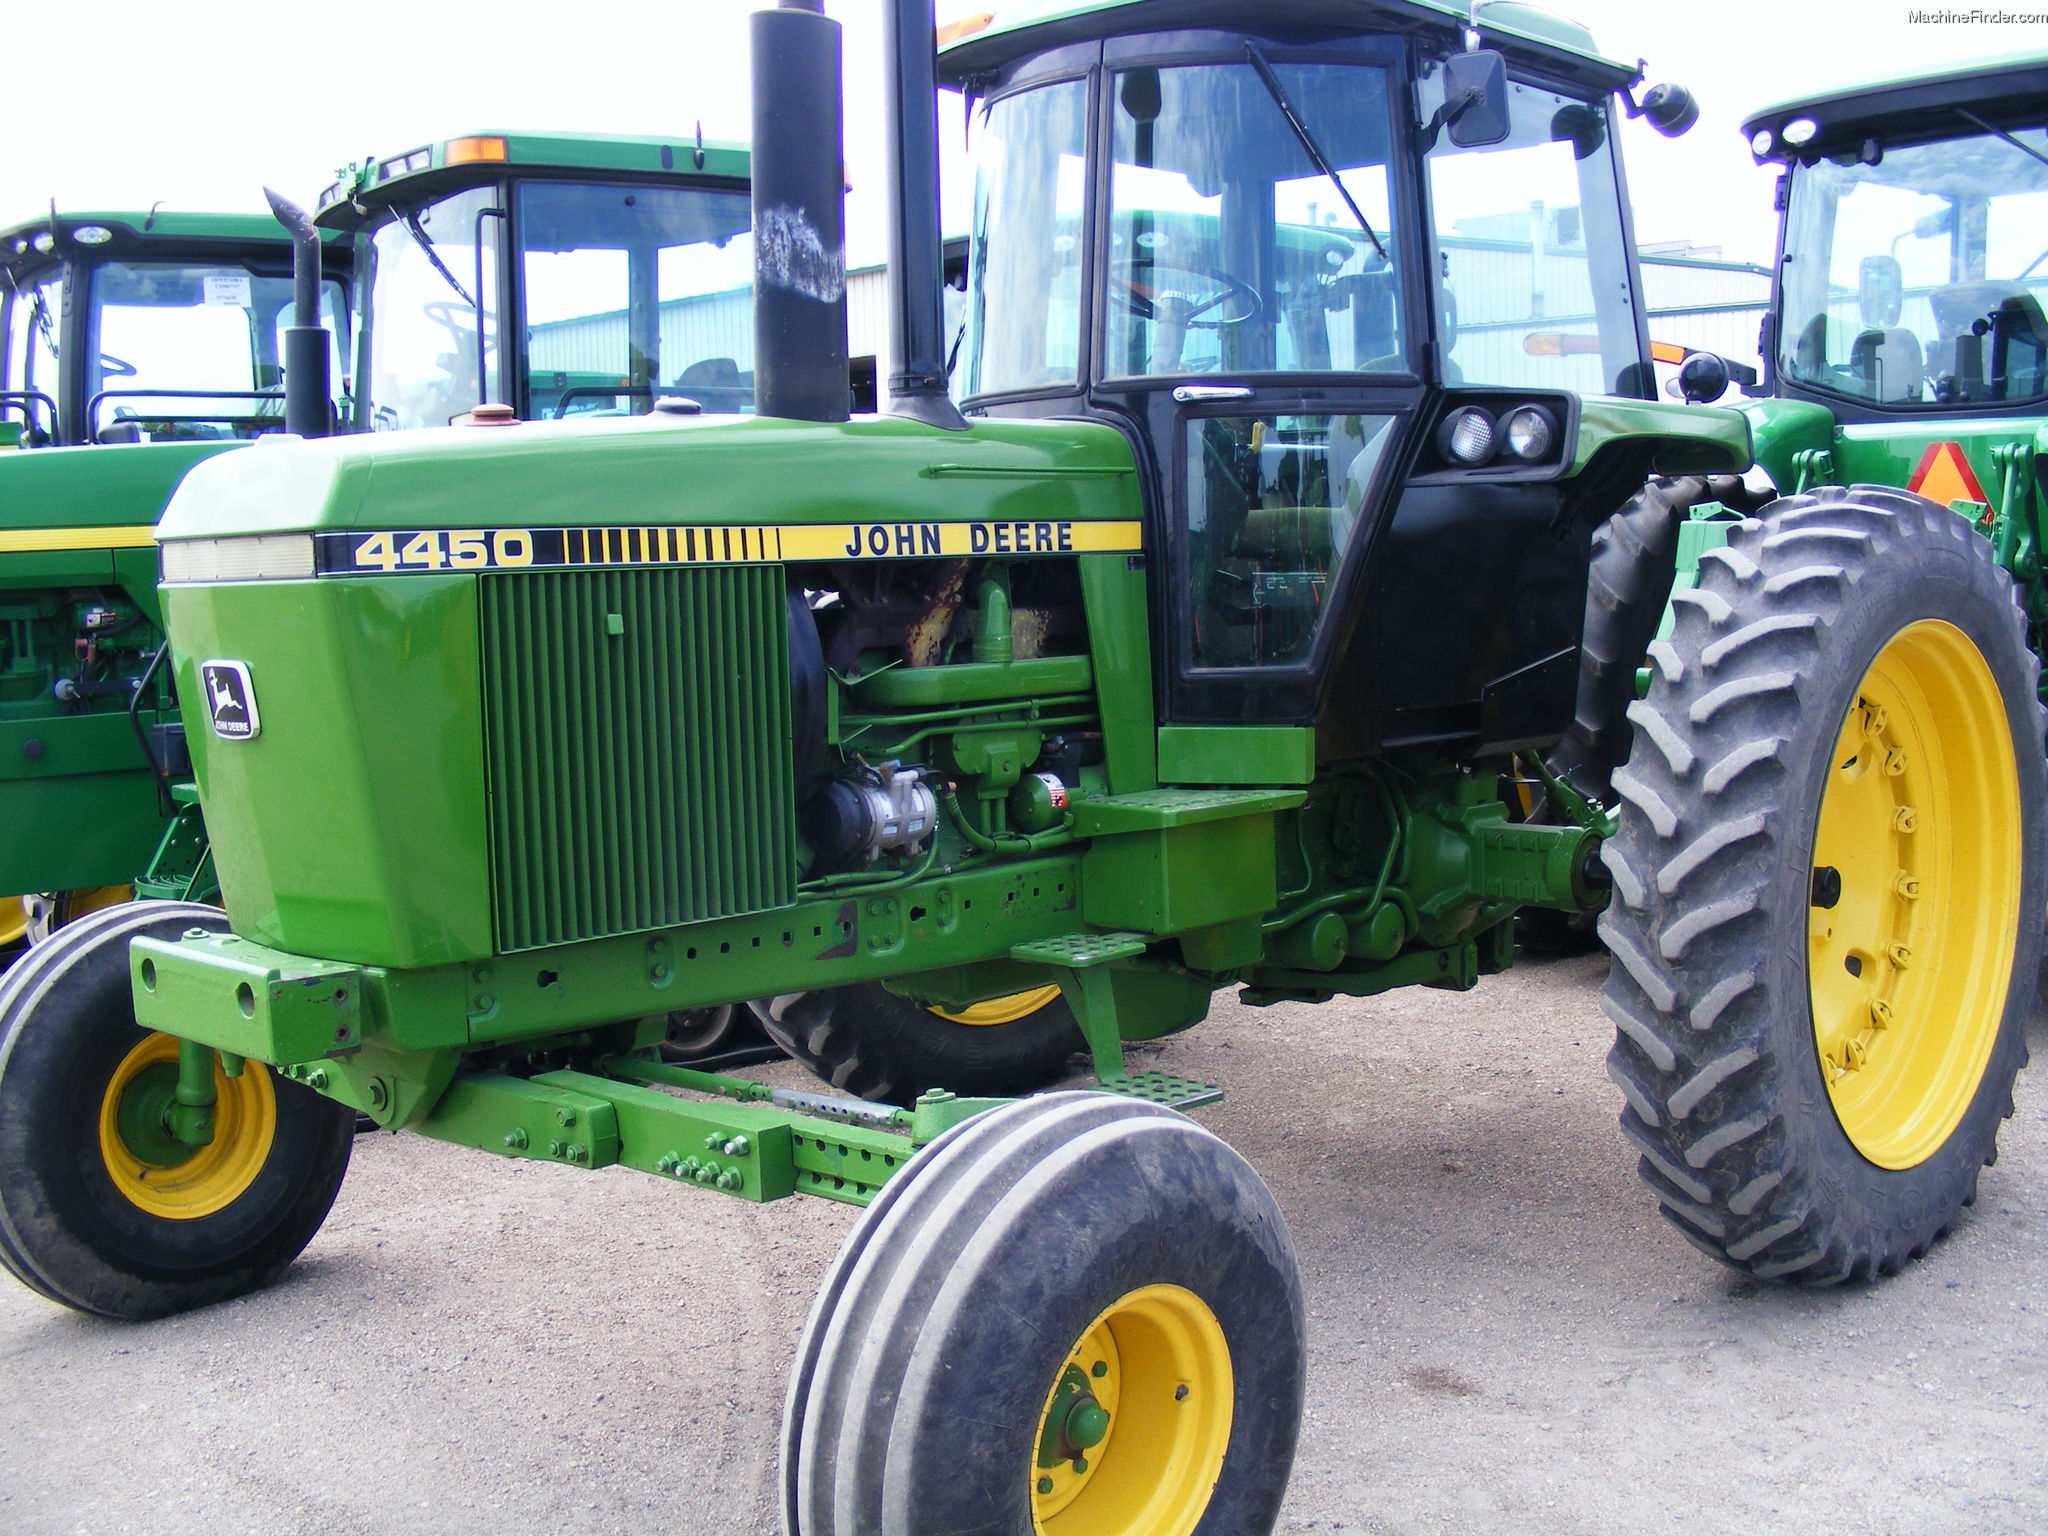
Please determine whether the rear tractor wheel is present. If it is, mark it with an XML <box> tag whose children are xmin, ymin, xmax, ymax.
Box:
<box><xmin>1601</xmin><ymin>485</ymin><xmax>2045</xmax><ymax>1282</ymax></box>
<box><xmin>784</xmin><ymin>1092</ymin><xmax>1305</xmax><ymax>1535</ymax></box>
<box><xmin>0</xmin><ymin>901</ymin><xmax>356</xmax><ymax>1319</ymax></box>
<box><xmin>750</xmin><ymin>981</ymin><xmax>1084</xmax><ymax>1105</ymax></box>
<box><xmin>23</xmin><ymin>885</ymin><xmax>133</xmax><ymax>945</ymax></box>
<box><xmin>0</xmin><ymin>897</ymin><xmax>27</xmax><ymax>970</ymax></box>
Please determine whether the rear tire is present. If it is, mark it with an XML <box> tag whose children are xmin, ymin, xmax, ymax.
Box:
<box><xmin>750</xmin><ymin>982</ymin><xmax>1085</xmax><ymax>1105</ymax></box>
<box><xmin>784</xmin><ymin>1092</ymin><xmax>1304</xmax><ymax>1535</ymax></box>
<box><xmin>0</xmin><ymin>901</ymin><xmax>355</xmax><ymax>1318</ymax></box>
<box><xmin>1600</xmin><ymin>486</ymin><xmax>2044</xmax><ymax>1282</ymax></box>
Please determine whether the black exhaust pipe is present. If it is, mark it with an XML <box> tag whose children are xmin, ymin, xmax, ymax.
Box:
<box><xmin>883</xmin><ymin>0</ymin><xmax>967</xmax><ymax>429</ymax></box>
<box><xmin>750</xmin><ymin>0</ymin><xmax>850</xmax><ymax>424</ymax></box>
<box><xmin>262</xmin><ymin>187</ymin><xmax>332</xmax><ymax>438</ymax></box>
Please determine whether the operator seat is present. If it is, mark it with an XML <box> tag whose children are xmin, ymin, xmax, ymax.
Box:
<box><xmin>1849</xmin><ymin>326</ymin><xmax>1924</xmax><ymax>403</ymax></box>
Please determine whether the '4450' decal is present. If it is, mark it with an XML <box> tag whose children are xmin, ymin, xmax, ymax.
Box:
<box><xmin>312</xmin><ymin>520</ymin><xmax>1144</xmax><ymax>575</ymax></box>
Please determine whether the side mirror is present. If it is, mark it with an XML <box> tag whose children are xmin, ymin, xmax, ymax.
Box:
<box><xmin>1444</xmin><ymin>50</ymin><xmax>1510</xmax><ymax>147</ymax></box>
<box><xmin>1676</xmin><ymin>351</ymin><xmax>1732</xmax><ymax>404</ymax></box>
<box><xmin>1639</xmin><ymin>82</ymin><xmax>1697</xmax><ymax>138</ymax></box>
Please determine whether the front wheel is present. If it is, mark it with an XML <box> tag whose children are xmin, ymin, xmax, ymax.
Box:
<box><xmin>784</xmin><ymin>1092</ymin><xmax>1305</xmax><ymax>1535</ymax></box>
<box><xmin>750</xmin><ymin>982</ymin><xmax>1085</xmax><ymax>1105</ymax></box>
<box><xmin>0</xmin><ymin>901</ymin><xmax>356</xmax><ymax>1318</ymax></box>
<box><xmin>1601</xmin><ymin>486</ymin><xmax>2045</xmax><ymax>1282</ymax></box>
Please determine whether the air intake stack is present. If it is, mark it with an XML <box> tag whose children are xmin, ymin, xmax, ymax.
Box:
<box><xmin>882</xmin><ymin>0</ymin><xmax>967</xmax><ymax>429</ymax></box>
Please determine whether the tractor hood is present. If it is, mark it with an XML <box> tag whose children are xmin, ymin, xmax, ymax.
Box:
<box><xmin>155</xmin><ymin>412</ymin><xmax>1142</xmax><ymax>549</ymax></box>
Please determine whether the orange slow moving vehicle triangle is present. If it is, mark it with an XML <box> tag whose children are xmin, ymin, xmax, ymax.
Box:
<box><xmin>1908</xmin><ymin>440</ymin><xmax>1992</xmax><ymax>517</ymax></box>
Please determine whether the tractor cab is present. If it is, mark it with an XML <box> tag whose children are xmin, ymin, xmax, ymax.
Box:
<box><xmin>939</xmin><ymin>1</ymin><xmax>1679</xmax><ymax>730</ymax></box>
<box><xmin>1746</xmin><ymin>55</ymin><xmax>2048</xmax><ymax>420</ymax></box>
<box><xmin>0</xmin><ymin>211</ymin><xmax>347</xmax><ymax>447</ymax></box>
<box><xmin>316</xmin><ymin>132</ymin><xmax>756</xmax><ymax>429</ymax></box>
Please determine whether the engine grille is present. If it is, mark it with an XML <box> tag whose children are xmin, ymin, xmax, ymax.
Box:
<box><xmin>479</xmin><ymin>564</ymin><xmax>796</xmax><ymax>953</ymax></box>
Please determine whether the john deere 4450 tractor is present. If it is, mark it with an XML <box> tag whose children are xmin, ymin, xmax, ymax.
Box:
<box><xmin>1</xmin><ymin>4</ymin><xmax>2039</xmax><ymax>1532</ymax></box>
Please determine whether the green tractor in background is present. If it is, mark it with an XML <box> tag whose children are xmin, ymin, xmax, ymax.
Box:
<box><xmin>1560</xmin><ymin>52</ymin><xmax>2048</xmax><ymax>1280</ymax></box>
<box><xmin>0</xmin><ymin>209</ymin><xmax>350</xmax><ymax>956</ymax></box>
<box><xmin>0</xmin><ymin>3</ymin><xmax>2040</xmax><ymax>1530</ymax></box>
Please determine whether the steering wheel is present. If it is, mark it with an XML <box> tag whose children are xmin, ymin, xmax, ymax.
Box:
<box><xmin>1110</xmin><ymin>260</ymin><xmax>1264</xmax><ymax>328</ymax></box>
<box><xmin>98</xmin><ymin>354</ymin><xmax>137</xmax><ymax>379</ymax></box>
<box><xmin>421</xmin><ymin>300</ymin><xmax>478</xmax><ymax>338</ymax></box>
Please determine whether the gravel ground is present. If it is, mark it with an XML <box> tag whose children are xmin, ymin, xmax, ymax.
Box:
<box><xmin>3</xmin><ymin>951</ymin><xmax>2044</xmax><ymax>1534</ymax></box>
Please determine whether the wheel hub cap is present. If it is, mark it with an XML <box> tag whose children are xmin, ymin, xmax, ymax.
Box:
<box><xmin>1030</xmin><ymin>1283</ymin><xmax>1232</xmax><ymax>1535</ymax></box>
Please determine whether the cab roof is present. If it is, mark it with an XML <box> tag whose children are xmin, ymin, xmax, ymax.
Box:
<box><xmin>1743</xmin><ymin>50</ymin><xmax>2048</xmax><ymax>161</ymax></box>
<box><xmin>315</xmin><ymin>130</ymin><xmax>751</xmax><ymax>227</ymax></box>
<box><xmin>938</xmin><ymin>0</ymin><xmax>1638</xmax><ymax>93</ymax></box>
<box><xmin>0</xmin><ymin>209</ymin><xmax>321</xmax><ymax>257</ymax></box>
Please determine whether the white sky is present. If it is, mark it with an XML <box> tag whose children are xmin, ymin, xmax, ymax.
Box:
<box><xmin>3</xmin><ymin>1</ymin><xmax>2035</xmax><ymax>270</ymax></box>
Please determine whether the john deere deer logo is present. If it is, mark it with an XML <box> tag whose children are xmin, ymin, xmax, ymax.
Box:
<box><xmin>200</xmin><ymin>661</ymin><xmax>260</xmax><ymax>741</ymax></box>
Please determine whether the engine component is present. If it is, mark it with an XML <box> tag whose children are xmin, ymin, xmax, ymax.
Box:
<box><xmin>805</xmin><ymin>762</ymin><xmax>937</xmax><ymax>864</ymax></box>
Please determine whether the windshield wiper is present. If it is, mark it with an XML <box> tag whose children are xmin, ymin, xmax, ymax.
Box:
<box><xmin>1955</xmin><ymin>108</ymin><xmax>2048</xmax><ymax>174</ymax></box>
<box><xmin>401</xmin><ymin>209</ymin><xmax>480</xmax><ymax>309</ymax></box>
<box><xmin>1243</xmin><ymin>41</ymin><xmax>1389</xmax><ymax>263</ymax></box>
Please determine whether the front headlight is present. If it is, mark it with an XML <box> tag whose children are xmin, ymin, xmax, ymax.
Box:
<box><xmin>1502</xmin><ymin>405</ymin><xmax>1558</xmax><ymax>461</ymax></box>
<box><xmin>1438</xmin><ymin>406</ymin><xmax>1495</xmax><ymax>465</ymax></box>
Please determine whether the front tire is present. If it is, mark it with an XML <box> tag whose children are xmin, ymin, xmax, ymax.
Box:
<box><xmin>750</xmin><ymin>982</ymin><xmax>1085</xmax><ymax>1105</ymax></box>
<box><xmin>1600</xmin><ymin>486</ymin><xmax>2045</xmax><ymax>1282</ymax></box>
<box><xmin>0</xmin><ymin>901</ymin><xmax>356</xmax><ymax>1319</ymax></box>
<box><xmin>784</xmin><ymin>1092</ymin><xmax>1304</xmax><ymax>1535</ymax></box>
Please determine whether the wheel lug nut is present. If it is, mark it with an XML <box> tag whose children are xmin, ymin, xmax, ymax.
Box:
<box><xmin>1883</xmin><ymin>747</ymin><xmax>1908</xmax><ymax>776</ymax></box>
<box><xmin>1895</xmin><ymin>874</ymin><xmax>1921</xmax><ymax>899</ymax></box>
<box><xmin>1887</xmin><ymin>943</ymin><xmax>1912</xmax><ymax>969</ymax></box>
<box><xmin>1893</xmin><ymin>806</ymin><xmax>1918</xmax><ymax>833</ymax></box>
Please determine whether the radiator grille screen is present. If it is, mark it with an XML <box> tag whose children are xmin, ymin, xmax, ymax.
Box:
<box><xmin>480</xmin><ymin>564</ymin><xmax>796</xmax><ymax>952</ymax></box>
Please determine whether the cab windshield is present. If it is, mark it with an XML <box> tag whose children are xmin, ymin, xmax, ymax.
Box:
<box><xmin>351</xmin><ymin>179</ymin><xmax>756</xmax><ymax>431</ymax></box>
<box><xmin>1779</xmin><ymin>125</ymin><xmax>2048</xmax><ymax>407</ymax></box>
<box><xmin>87</xmin><ymin>262</ymin><xmax>347</xmax><ymax>441</ymax></box>
<box><xmin>521</xmin><ymin>181</ymin><xmax>755</xmax><ymax>417</ymax></box>
<box><xmin>960</xmin><ymin>56</ymin><xmax>1403</xmax><ymax>397</ymax></box>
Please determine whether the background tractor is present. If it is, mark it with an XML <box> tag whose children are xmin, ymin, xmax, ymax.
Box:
<box><xmin>0</xmin><ymin>4</ymin><xmax>2035</xmax><ymax>1533</ymax></box>
<box><xmin>0</xmin><ymin>209</ymin><xmax>347</xmax><ymax>958</ymax></box>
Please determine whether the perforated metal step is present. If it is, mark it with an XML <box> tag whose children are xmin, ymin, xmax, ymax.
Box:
<box><xmin>1098</xmin><ymin>1071</ymin><xmax>1224</xmax><ymax>1110</ymax></box>
<box><xmin>1009</xmin><ymin>931</ymin><xmax>1148</xmax><ymax>969</ymax></box>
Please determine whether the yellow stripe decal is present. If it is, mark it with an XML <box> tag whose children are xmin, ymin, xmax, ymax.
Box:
<box><xmin>311</xmin><ymin>520</ymin><xmax>1144</xmax><ymax>576</ymax></box>
<box><xmin>0</xmin><ymin>525</ymin><xmax>158</xmax><ymax>553</ymax></box>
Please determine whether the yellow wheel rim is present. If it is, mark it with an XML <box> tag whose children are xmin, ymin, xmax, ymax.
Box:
<box><xmin>63</xmin><ymin>886</ymin><xmax>132</xmax><ymax>924</ymax></box>
<box><xmin>96</xmin><ymin>1033</ymin><xmax>277</xmax><ymax>1219</ymax></box>
<box><xmin>1030</xmin><ymin>1284</ymin><xmax>1233</xmax><ymax>1536</ymax></box>
<box><xmin>1808</xmin><ymin>620</ymin><xmax>2022</xmax><ymax>1169</ymax></box>
<box><xmin>929</xmin><ymin>984</ymin><xmax>1064</xmax><ymax>1028</ymax></box>
<box><xmin>0</xmin><ymin>896</ymin><xmax>27</xmax><ymax>950</ymax></box>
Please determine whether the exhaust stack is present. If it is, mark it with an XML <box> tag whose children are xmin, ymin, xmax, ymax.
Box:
<box><xmin>263</xmin><ymin>187</ymin><xmax>332</xmax><ymax>438</ymax></box>
<box><xmin>883</xmin><ymin>0</ymin><xmax>967</xmax><ymax>429</ymax></box>
<box><xmin>750</xmin><ymin>0</ymin><xmax>850</xmax><ymax>423</ymax></box>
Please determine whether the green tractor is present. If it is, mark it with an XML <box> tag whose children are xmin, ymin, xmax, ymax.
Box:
<box><xmin>1582</xmin><ymin>52</ymin><xmax>2048</xmax><ymax>1281</ymax></box>
<box><xmin>0</xmin><ymin>132</ymin><xmax>761</xmax><ymax>974</ymax></box>
<box><xmin>0</xmin><ymin>209</ymin><xmax>350</xmax><ymax>954</ymax></box>
<box><xmin>0</xmin><ymin>2</ymin><xmax>2032</xmax><ymax>1530</ymax></box>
